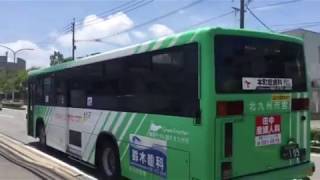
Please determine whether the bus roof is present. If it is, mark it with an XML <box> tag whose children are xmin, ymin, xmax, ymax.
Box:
<box><xmin>29</xmin><ymin>27</ymin><xmax>303</xmax><ymax>77</ymax></box>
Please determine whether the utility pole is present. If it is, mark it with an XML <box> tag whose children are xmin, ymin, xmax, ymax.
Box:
<box><xmin>72</xmin><ymin>18</ymin><xmax>76</xmax><ymax>60</ymax></box>
<box><xmin>240</xmin><ymin>0</ymin><xmax>245</xmax><ymax>28</ymax></box>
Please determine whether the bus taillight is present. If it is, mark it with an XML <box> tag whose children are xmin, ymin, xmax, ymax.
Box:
<box><xmin>292</xmin><ymin>98</ymin><xmax>309</xmax><ymax>111</ymax></box>
<box><xmin>217</xmin><ymin>101</ymin><xmax>243</xmax><ymax>116</ymax></box>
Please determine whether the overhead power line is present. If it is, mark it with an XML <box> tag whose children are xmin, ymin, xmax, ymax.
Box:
<box><xmin>252</xmin><ymin>0</ymin><xmax>302</xmax><ymax>10</ymax></box>
<box><xmin>36</xmin><ymin>0</ymin><xmax>153</xmax><ymax>46</ymax></box>
<box><xmin>278</xmin><ymin>23</ymin><xmax>320</xmax><ymax>32</ymax></box>
<box><xmin>76</xmin><ymin>0</ymin><xmax>154</xmax><ymax>29</ymax></box>
<box><xmin>246</xmin><ymin>5</ymin><xmax>274</xmax><ymax>32</ymax></box>
<box><xmin>75</xmin><ymin>0</ymin><xmax>140</xmax><ymax>24</ymax></box>
<box><xmin>179</xmin><ymin>10</ymin><xmax>234</xmax><ymax>31</ymax></box>
<box><xmin>271</xmin><ymin>21</ymin><xmax>320</xmax><ymax>27</ymax></box>
<box><xmin>79</xmin><ymin>0</ymin><xmax>203</xmax><ymax>42</ymax></box>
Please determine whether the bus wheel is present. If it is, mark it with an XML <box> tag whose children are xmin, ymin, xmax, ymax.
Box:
<box><xmin>38</xmin><ymin>124</ymin><xmax>46</xmax><ymax>149</ymax></box>
<box><xmin>98</xmin><ymin>141</ymin><xmax>121</xmax><ymax>180</ymax></box>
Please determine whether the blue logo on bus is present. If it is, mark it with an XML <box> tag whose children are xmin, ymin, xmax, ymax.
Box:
<box><xmin>129</xmin><ymin>134</ymin><xmax>167</xmax><ymax>178</ymax></box>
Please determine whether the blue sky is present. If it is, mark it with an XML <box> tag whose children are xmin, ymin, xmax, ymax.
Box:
<box><xmin>0</xmin><ymin>0</ymin><xmax>319</xmax><ymax>68</ymax></box>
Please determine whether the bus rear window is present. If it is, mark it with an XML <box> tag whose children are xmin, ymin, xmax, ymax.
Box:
<box><xmin>215</xmin><ymin>35</ymin><xmax>307</xmax><ymax>93</ymax></box>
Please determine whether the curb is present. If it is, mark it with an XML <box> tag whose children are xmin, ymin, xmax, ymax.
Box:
<box><xmin>311</xmin><ymin>146</ymin><xmax>320</xmax><ymax>153</ymax></box>
<box><xmin>0</xmin><ymin>133</ymin><xmax>96</xmax><ymax>180</ymax></box>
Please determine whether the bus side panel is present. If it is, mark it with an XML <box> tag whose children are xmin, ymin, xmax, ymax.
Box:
<box><xmin>117</xmin><ymin>113</ymin><xmax>193</xmax><ymax>180</ymax></box>
<box><xmin>43</xmin><ymin>106</ymin><xmax>68</xmax><ymax>153</ymax></box>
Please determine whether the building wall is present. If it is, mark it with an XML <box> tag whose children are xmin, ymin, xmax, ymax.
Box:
<box><xmin>285</xmin><ymin>29</ymin><xmax>320</xmax><ymax>114</ymax></box>
<box><xmin>285</xmin><ymin>30</ymin><xmax>320</xmax><ymax>80</ymax></box>
<box><xmin>0</xmin><ymin>56</ymin><xmax>26</xmax><ymax>72</ymax></box>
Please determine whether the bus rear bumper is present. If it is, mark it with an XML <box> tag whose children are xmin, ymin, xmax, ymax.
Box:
<box><xmin>234</xmin><ymin>162</ymin><xmax>315</xmax><ymax>180</ymax></box>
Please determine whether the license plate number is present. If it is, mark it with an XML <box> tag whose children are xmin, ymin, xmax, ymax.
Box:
<box><xmin>281</xmin><ymin>144</ymin><xmax>304</xmax><ymax>160</ymax></box>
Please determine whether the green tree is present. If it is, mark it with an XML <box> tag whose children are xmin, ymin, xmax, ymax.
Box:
<box><xmin>0</xmin><ymin>70</ymin><xmax>28</xmax><ymax>101</ymax></box>
<box><xmin>50</xmin><ymin>51</ymin><xmax>64</xmax><ymax>66</ymax></box>
<box><xmin>50</xmin><ymin>51</ymin><xmax>73</xmax><ymax>66</ymax></box>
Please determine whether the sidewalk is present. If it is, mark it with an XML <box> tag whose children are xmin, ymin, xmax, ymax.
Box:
<box><xmin>0</xmin><ymin>154</ymin><xmax>40</xmax><ymax>180</ymax></box>
<box><xmin>0</xmin><ymin>133</ymin><xmax>95</xmax><ymax>180</ymax></box>
<box><xmin>311</xmin><ymin>120</ymin><xmax>320</xmax><ymax>129</ymax></box>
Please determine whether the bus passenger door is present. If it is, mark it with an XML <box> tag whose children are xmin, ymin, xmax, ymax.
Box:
<box><xmin>66</xmin><ymin>89</ymin><xmax>86</xmax><ymax>158</ymax></box>
<box><xmin>27</xmin><ymin>80</ymin><xmax>35</xmax><ymax>136</ymax></box>
<box><xmin>45</xmin><ymin>76</ymin><xmax>69</xmax><ymax>152</ymax></box>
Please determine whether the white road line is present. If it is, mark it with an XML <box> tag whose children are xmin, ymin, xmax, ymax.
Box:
<box><xmin>0</xmin><ymin>114</ymin><xmax>14</xmax><ymax>119</ymax></box>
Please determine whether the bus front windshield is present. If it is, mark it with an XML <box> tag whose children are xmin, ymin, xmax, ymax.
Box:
<box><xmin>215</xmin><ymin>35</ymin><xmax>307</xmax><ymax>93</ymax></box>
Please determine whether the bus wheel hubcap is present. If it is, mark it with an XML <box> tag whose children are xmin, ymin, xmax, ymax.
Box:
<box><xmin>102</xmin><ymin>148</ymin><xmax>116</xmax><ymax>176</ymax></box>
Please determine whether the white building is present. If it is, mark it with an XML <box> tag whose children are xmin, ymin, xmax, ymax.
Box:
<box><xmin>284</xmin><ymin>29</ymin><xmax>320</xmax><ymax>114</ymax></box>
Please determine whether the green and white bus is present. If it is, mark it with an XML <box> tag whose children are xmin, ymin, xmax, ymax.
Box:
<box><xmin>27</xmin><ymin>27</ymin><xmax>315</xmax><ymax>179</ymax></box>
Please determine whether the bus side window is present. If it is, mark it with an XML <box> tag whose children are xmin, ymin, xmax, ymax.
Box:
<box><xmin>70</xmin><ymin>89</ymin><xmax>86</xmax><ymax>108</ymax></box>
<box><xmin>55</xmin><ymin>78</ymin><xmax>67</xmax><ymax>107</ymax></box>
<box><xmin>43</xmin><ymin>76</ymin><xmax>55</xmax><ymax>106</ymax></box>
<box><xmin>35</xmin><ymin>77</ymin><xmax>44</xmax><ymax>105</ymax></box>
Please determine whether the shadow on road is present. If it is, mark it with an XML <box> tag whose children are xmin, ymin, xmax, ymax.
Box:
<box><xmin>27</xmin><ymin>142</ymin><xmax>99</xmax><ymax>179</ymax></box>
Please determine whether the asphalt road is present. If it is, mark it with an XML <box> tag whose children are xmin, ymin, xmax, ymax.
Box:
<box><xmin>0</xmin><ymin>107</ymin><xmax>35</xmax><ymax>143</ymax></box>
<box><xmin>0</xmin><ymin>107</ymin><xmax>98</xmax><ymax>179</ymax></box>
<box><xmin>0</xmin><ymin>107</ymin><xmax>319</xmax><ymax>179</ymax></box>
<box><xmin>0</xmin><ymin>107</ymin><xmax>41</xmax><ymax>179</ymax></box>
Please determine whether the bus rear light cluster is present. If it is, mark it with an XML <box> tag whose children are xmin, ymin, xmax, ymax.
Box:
<box><xmin>217</xmin><ymin>101</ymin><xmax>244</xmax><ymax>116</ymax></box>
<box><xmin>291</xmin><ymin>98</ymin><xmax>309</xmax><ymax>111</ymax></box>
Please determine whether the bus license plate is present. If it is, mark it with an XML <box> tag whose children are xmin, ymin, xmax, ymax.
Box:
<box><xmin>280</xmin><ymin>144</ymin><xmax>304</xmax><ymax>160</ymax></box>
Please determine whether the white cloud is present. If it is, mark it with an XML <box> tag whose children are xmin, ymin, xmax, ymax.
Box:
<box><xmin>148</xmin><ymin>24</ymin><xmax>174</xmax><ymax>38</ymax></box>
<box><xmin>57</xmin><ymin>12</ymin><xmax>134</xmax><ymax>52</ymax></box>
<box><xmin>0</xmin><ymin>40</ymin><xmax>54</xmax><ymax>69</ymax></box>
<box><xmin>132</xmin><ymin>31</ymin><xmax>147</xmax><ymax>40</ymax></box>
<box><xmin>0</xmin><ymin>13</ymin><xmax>176</xmax><ymax>69</ymax></box>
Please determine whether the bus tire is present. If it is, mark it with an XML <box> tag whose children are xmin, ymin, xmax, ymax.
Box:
<box><xmin>97</xmin><ymin>141</ymin><xmax>121</xmax><ymax>180</ymax></box>
<box><xmin>37</xmin><ymin>123</ymin><xmax>47</xmax><ymax>149</ymax></box>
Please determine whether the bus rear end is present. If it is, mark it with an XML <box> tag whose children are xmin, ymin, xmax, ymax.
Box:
<box><xmin>213</xmin><ymin>30</ymin><xmax>315</xmax><ymax>179</ymax></box>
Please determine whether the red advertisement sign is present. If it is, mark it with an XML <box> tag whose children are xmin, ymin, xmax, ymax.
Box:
<box><xmin>255</xmin><ymin>115</ymin><xmax>281</xmax><ymax>146</ymax></box>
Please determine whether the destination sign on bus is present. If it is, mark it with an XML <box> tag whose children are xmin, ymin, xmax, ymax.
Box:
<box><xmin>242</xmin><ymin>77</ymin><xmax>292</xmax><ymax>90</ymax></box>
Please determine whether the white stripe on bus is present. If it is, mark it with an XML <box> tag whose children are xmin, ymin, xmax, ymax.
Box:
<box><xmin>188</xmin><ymin>30</ymin><xmax>200</xmax><ymax>42</ymax></box>
<box><xmin>112</xmin><ymin>112</ymin><xmax>127</xmax><ymax>135</ymax></box>
<box><xmin>103</xmin><ymin>112</ymin><xmax>118</xmax><ymax>131</ymax></box>
<box><xmin>151</xmin><ymin>37</ymin><xmax>166</xmax><ymax>50</ymax></box>
<box><xmin>297</xmin><ymin>93</ymin><xmax>301</xmax><ymax>146</ymax></box>
<box><xmin>94</xmin><ymin>111</ymin><xmax>110</xmax><ymax>134</ymax></box>
<box><xmin>120</xmin><ymin>114</ymin><xmax>148</xmax><ymax>161</ymax></box>
<box><xmin>83</xmin><ymin>111</ymin><xmax>106</xmax><ymax>161</ymax></box>
<box><xmin>303</xmin><ymin>93</ymin><xmax>308</xmax><ymax>149</ymax></box>
<box><xmin>118</xmin><ymin>113</ymin><xmax>137</xmax><ymax>144</ymax></box>
<box><xmin>168</xmin><ymin>35</ymin><xmax>180</xmax><ymax>47</ymax></box>
<box><xmin>138</xmin><ymin>43</ymin><xmax>150</xmax><ymax>53</ymax></box>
